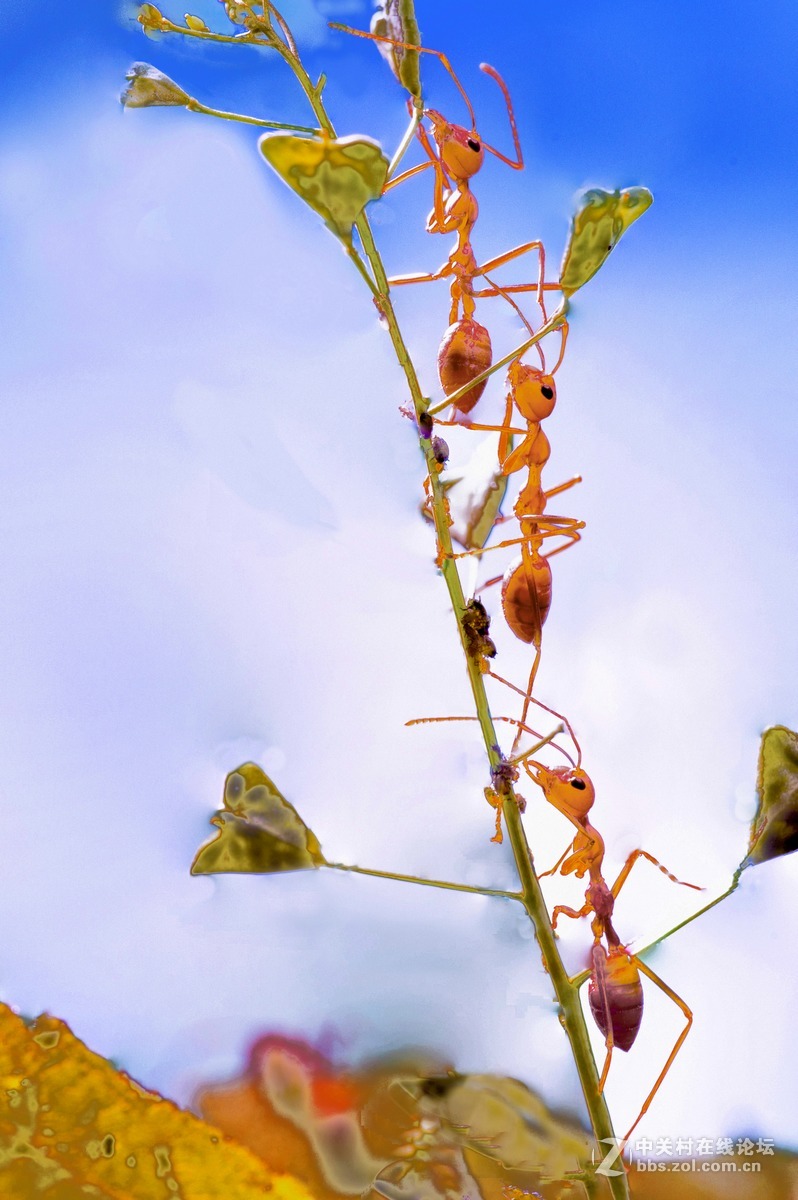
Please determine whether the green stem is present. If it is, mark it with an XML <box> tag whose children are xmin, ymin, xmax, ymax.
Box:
<box><xmin>570</xmin><ymin>867</ymin><xmax>747</xmax><ymax>991</ymax></box>
<box><xmin>345</xmin><ymin>244</ymin><xmax>380</xmax><ymax>297</ymax></box>
<box><xmin>186</xmin><ymin>98</ymin><xmax>318</xmax><ymax>134</ymax></box>
<box><xmin>638</xmin><ymin>867</ymin><xmax>745</xmax><ymax>956</ymax></box>
<box><xmin>327</xmin><ymin>861</ymin><xmax>522</xmax><ymax>901</ymax></box>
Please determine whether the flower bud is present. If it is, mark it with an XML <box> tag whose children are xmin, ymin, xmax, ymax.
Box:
<box><xmin>138</xmin><ymin>3</ymin><xmax>165</xmax><ymax>30</ymax></box>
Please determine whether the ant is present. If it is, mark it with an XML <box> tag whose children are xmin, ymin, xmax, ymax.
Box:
<box><xmin>523</xmin><ymin>756</ymin><xmax>702</xmax><ymax>1151</ymax></box>
<box><xmin>331</xmin><ymin>23</ymin><xmax>558</xmax><ymax>420</ymax></box>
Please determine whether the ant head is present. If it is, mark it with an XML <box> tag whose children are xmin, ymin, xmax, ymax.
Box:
<box><xmin>506</xmin><ymin>362</ymin><xmax>557</xmax><ymax>422</ymax></box>
<box><xmin>426</xmin><ymin>110</ymin><xmax>484</xmax><ymax>181</ymax></box>
<box><xmin>526</xmin><ymin>762</ymin><xmax>595</xmax><ymax>817</ymax></box>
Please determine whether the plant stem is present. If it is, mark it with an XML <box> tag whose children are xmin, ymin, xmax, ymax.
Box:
<box><xmin>638</xmin><ymin>867</ymin><xmax>745</xmax><ymax>954</ymax></box>
<box><xmin>569</xmin><ymin>866</ymin><xmax>748</xmax><ymax>992</ymax></box>
<box><xmin>327</xmin><ymin>862</ymin><xmax>522</xmax><ymax>901</ymax></box>
<box><xmin>180</xmin><ymin>19</ymin><xmax>629</xmax><ymax>1194</ymax></box>
<box><xmin>185</xmin><ymin>98</ymin><xmax>318</xmax><ymax>134</ymax></box>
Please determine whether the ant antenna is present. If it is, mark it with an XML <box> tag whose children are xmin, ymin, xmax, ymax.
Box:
<box><xmin>479</xmin><ymin>64</ymin><xmax>523</xmax><ymax>169</ymax></box>
<box><xmin>488</xmin><ymin>668</ymin><xmax>582</xmax><ymax>766</ymax></box>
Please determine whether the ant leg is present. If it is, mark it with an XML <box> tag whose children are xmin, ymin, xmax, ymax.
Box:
<box><xmin>515</xmin><ymin>648</ymin><xmax>543</xmax><ymax>754</ymax></box>
<box><xmin>384</xmin><ymin>159</ymin><xmax>435</xmax><ymax>190</ymax></box>
<box><xmin>487</xmin><ymin>665</ymin><xmax>582</xmax><ymax>765</ymax></box>
<box><xmin>610</xmin><ymin>850</ymin><xmax>704</xmax><ymax>902</ymax></box>
<box><xmin>620</xmin><ymin>960</ymin><xmax>693</xmax><ymax>1150</ymax></box>
<box><xmin>483</xmin><ymin>786</ymin><xmax>506</xmax><ymax>843</ymax></box>
<box><xmin>475</xmin><ymin>572</ymin><xmax>504</xmax><ymax>594</ymax></box>
<box><xmin>538</xmin><ymin>841</ymin><xmax>575</xmax><ymax>880</ymax></box>
<box><xmin>543</xmin><ymin>475</ymin><xmax>582</xmax><ymax>502</ymax></box>
<box><xmin>542</xmin><ymin>523</ymin><xmax>584</xmax><ymax>559</ymax></box>
<box><xmin>551</xmin><ymin>899</ymin><xmax>592</xmax><ymax>929</ymax></box>
<box><xmin>472</xmin><ymin>241</ymin><xmax>546</xmax><ymax>308</ymax></box>
<box><xmin>589</xmin><ymin>942</ymin><xmax>616</xmax><ymax>1093</ymax></box>
<box><xmin>447</xmin><ymin>514</ymin><xmax>583</xmax><ymax>564</ymax></box>
<box><xmin>473</xmin><ymin>244</ymin><xmax>564</xmax><ymax>343</ymax></box>
<box><xmin>431</xmin><ymin>420</ymin><xmax>526</xmax><ymax>434</ymax></box>
<box><xmin>389</xmin><ymin>263</ymin><xmax>454</xmax><ymax>288</ymax></box>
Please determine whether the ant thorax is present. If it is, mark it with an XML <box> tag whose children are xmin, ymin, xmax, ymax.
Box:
<box><xmin>443</xmin><ymin>186</ymin><xmax>478</xmax><ymax>227</ymax></box>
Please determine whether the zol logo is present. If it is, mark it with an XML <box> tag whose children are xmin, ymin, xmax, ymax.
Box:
<box><xmin>595</xmin><ymin>1137</ymin><xmax>624</xmax><ymax>1177</ymax></box>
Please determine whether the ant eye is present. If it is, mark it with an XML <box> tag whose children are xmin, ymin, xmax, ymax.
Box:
<box><xmin>541</xmin><ymin>385</ymin><xmax>554</xmax><ymax>400</ymax></box>
<box><xmin>570</xmin><ymin>779</ymin><xmax>587</xmax><ymax>790</ymax></box>
<box><xmin>467</xmin><ymin>138</ymin><xmax>480</xmax><ymax>152</ymax></box>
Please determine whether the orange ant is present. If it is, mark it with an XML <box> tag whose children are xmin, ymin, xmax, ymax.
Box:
<box><xmin>331</xmin><ymin>23</ymin><xmax>558</xmax><ymax>419</ymax></box>
<box><xmin>524</xmin><ymin>757</ymin><xmax>702</xmax><ymax>1152</ymax></box>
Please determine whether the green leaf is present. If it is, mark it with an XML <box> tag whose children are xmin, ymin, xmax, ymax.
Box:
<box><xmin>559</xmin><ymin>186</ymin><xmax>653</xmax><ymax>296</ymax></box>
<box><xmin>258</xmin><ymin>134</ymin><xmax>389</xmax><ymax>244</ymax></box>
<box><xmin>370</xmin><ymin>0</ymin><xmax>422</xmax><ymax>99</ymax></box>
<box><xmin>191</xmin><ymin>763</ymin><xmax>326</xmax><ymax>875</ymax></box>
<box><xmin>745</xmin><ymin>725</ymin><xmax>798</xmax><ymax>867</ymax></box>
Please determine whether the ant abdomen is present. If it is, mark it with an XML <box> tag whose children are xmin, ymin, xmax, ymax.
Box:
<box><xmin>501</xmin><ymin>554</ymin><xmax>552</xmax><ymax>643</ymax></box>
<box><xmin>589</xmin><ymin>947</ymin><xmax>644</xmax><ymax>1053</ymax></box>
<box><xmin>437</xmin><ymin>317</ymin><xmax>492</xmax><ymax>416</ymax></box>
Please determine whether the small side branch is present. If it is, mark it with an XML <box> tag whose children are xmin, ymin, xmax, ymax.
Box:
<box><xmin>327</xmin><ymin>861</ymin><xmax>522</xmax><ymax>901</ymax></box>
<box><xmin>186</xmin><ymin>98</ymin><xmax>318</xmax><ymax>134</ymax></box>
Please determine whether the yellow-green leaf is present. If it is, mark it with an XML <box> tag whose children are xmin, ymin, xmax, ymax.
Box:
<box><xmin>122</xmin><ymin>63</ymin><xmax>190</xmax><ymax>109</ymax></box>
<box><xmin>0</xmin><ymin>1002</ymin><xmax>314</xmax><ymax>1199</ymax></box>
<box><xmin>370</xmin><ymin>0</ymin><xmax>422</xmax><ymax>99</ymax></box>
<box><xmin>559</xmin><ymin>186</ymin><xmax>653</xmax><ymax>296</ymax></box>
<box><xmin>258</xmin><ymin>134</ymin><xmax>389</xmax><ymax>244</ymax></box>
<box><xmin>191</xmin><ymin>763</ymin><xmax>326</xmax><ymax>875</ymax></box>
<box><xmin>424</xmin><ymin>434</ymin><xmax>510</xmax><ymax>551</ymax></box>
<box><xmin>745</xmin><ymin>725</ymin><xmax>798</xmax><ymax>866</ymax></box>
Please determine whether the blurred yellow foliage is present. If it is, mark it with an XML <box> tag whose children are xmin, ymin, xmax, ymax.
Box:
<box><xmin>0</xmin><ymin>1003</ymin><xmax>313</xmax><ymax>1199</ymax></box>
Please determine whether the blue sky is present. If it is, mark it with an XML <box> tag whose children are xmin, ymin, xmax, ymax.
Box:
<box><xmin>1</xmin><ymin>0</ymin><xmax>798</xmax><ymax>1165</ymax></box>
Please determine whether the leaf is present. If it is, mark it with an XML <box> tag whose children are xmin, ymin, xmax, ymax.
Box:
<box><xmin>198</xmin><ymin>1035</ymin><xmax>593</xmax><ymax>1199</ymax></box>
<box><xmin>424</xmin><ymin>433</ymin><xmax>509</xmax><ymax>551</ymax></box>
<box><xmin>191</xmin><ymin>762</ymin><xmax>326</xmax><ymax>875</ymax></box>
<box><xmin>745</xmin><ymin>725</ymin><xmax>798</xmax><ymax>867</ymax></box>
<box><xmin>258</xmin><ymin>134</ymin><xmax>389</xmax><ymax>244</ymax></box>
<box><xmin>370</xmin><ymin>0</ymin><xmax>422</xmax><ymax>99</ymax></box>
<box><xmin>559</xmin><ymin>186</ymin><xmax>653</xmax><ymax>296</ymax></box>
<box><xmin>0</xmin><ymin>1001</ymin><xmax>314</xmax><ymax>1199</ymax></box>
<box><xmin>122</xmin><ymin>63</ymin><xmax>190</xmax><ymax>108</ymax></box>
